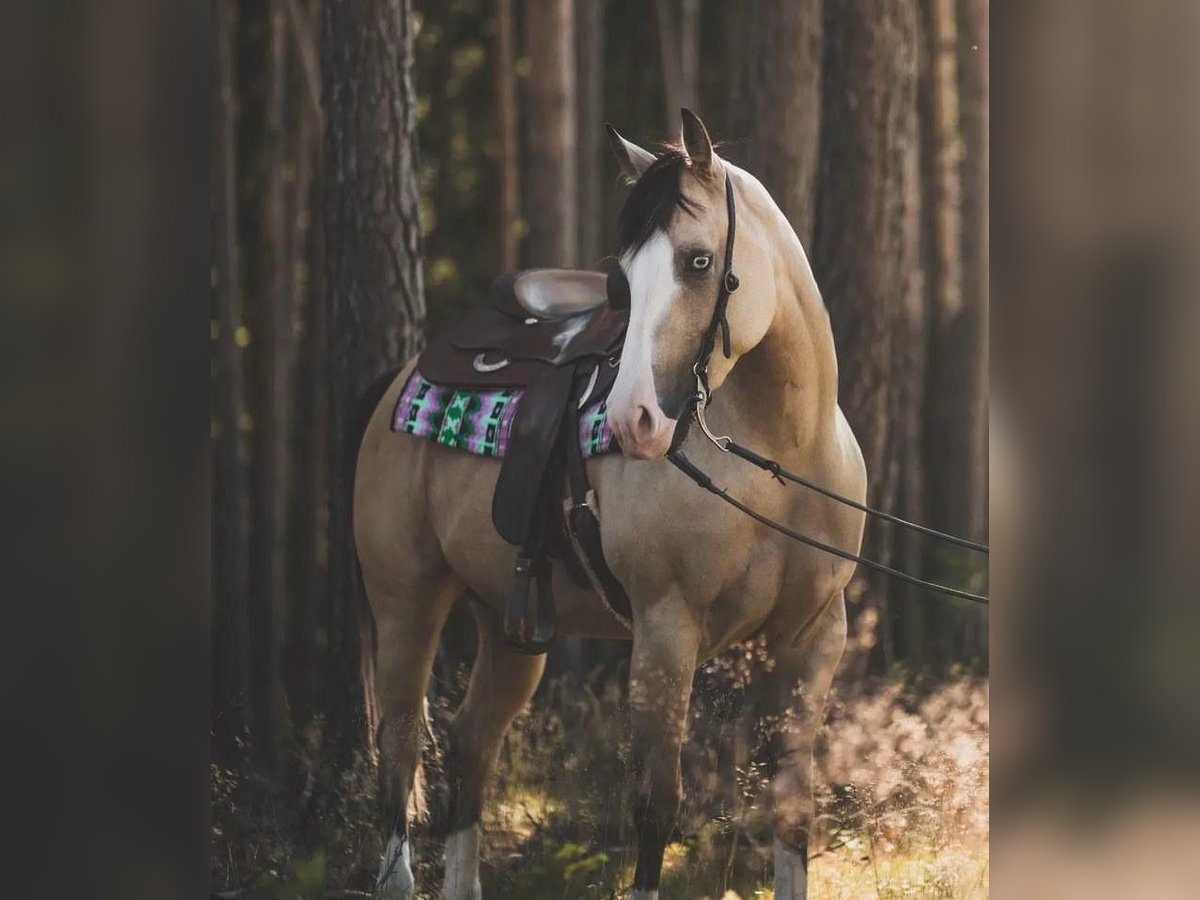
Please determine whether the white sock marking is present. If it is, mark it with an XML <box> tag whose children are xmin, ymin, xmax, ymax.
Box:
<box><xmin>773</xmin><ymin>837</ymin><xmax>808</xmax><ymax>900</ymax></box>
<box><xmin>443</xmin><ymin>824</ymin><xmax>482</xmax><ymax>900</ymax></box>
<box><xmin>376</xmin><ymin>832</ymin><xmax>414</xmax><ymax>899</ymax></box>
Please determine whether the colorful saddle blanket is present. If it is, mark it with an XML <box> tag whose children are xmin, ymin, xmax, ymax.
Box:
<box><xmin>392</xmin><ymin>369</ymin><xmax>616</xmax><ymax>459</ymax></box>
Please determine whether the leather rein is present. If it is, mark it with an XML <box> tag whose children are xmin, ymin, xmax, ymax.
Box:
<box><xmin>664</xmin><ymin>172</ymin><xmax>990</xmax><ymax>605</ymax></box>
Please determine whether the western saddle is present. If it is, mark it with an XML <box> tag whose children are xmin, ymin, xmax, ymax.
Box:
<box><xmin>416</xmin><ymin>267</ymin><xmax>633</xmax><ymax>653</ymax></box>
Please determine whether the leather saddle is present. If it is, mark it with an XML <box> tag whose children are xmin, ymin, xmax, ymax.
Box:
<box><xmin>415</xmin><ymin>267</ymin><xmax>633</xmax><ymax>653</ymax></box>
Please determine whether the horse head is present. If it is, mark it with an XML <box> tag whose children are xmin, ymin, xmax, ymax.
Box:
<box><xmin>604</xmin><ymin>109</ymin><xmax>778</xmax><ymax>460</ymax></box>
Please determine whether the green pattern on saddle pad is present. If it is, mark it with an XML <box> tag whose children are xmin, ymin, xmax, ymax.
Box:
<box><xmin>436</xmin><ymin>390</ymin><xmax>475</xmax><ymax>449</ymax></box>
<box><xmin>581</xmin><ymin>402</ymin><xmax>610</xmax><ymax>457</ymax></box>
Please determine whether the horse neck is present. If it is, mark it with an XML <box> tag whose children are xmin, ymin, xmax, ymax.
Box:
<box><xmin>723</xmin><ymin>196</ymin><xmax>839</xmax><ymax>456</ymax></box>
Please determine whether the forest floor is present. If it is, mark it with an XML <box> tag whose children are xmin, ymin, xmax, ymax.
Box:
<box><xmin>213</xmin><ymin>667</ymin><xmax>989</xmax><ymax>898</ymax></box>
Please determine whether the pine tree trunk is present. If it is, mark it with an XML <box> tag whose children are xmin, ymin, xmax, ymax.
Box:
<box><xmin>524</xmin><ymin>0</ymin><xmax>577</xmax><ymax>267</ymax></box>
<box><xmin>814</xmin><ymin>0</ymin><xmax>921</xmax><ymax>677</ymax></box>
<box><xmin>726</xmin><ymin>0</ymin><xmax>824</xmax><ymax>244</ymax></box>
<box><xmin>959</xmin><ymin>0</ymin><xmax>988</xmax><ymax>538</ymax></box>
<box><xmin>322</xmin><ymin>0</ymin><xmax>425</xmax><ymax>759</ymax></box>
<box><xmin>284</xmin><ymin>0</ymin><xmax>324</xmax><ymax>764</ymax></box>
<box><xmin>654</xmin><ymin>0</ymin><xmax>699</xmax><ymax>133</ymax></box>
<box><xmin>921</xmin><ymin>0</ymin><xmax>986</xmax><ymax>543</ymax></box>
<box><xmin>212</xmin><ymin>0</ymin><xmax>252</xmax><ymax>757</ymax></box>
<box><xmin>247</xmin><ymin>0</ymin><xmax>293</xmax><ymax>774</ymax></box>
<box><xmin>576</xmin><ymin>0</ymin><xmax>606</xmax><ymax>267</ymax></box>
<box><xmin>495</xmin><ymin>0</ymin><xmax>520</xmax><ymax>271</ymax></box>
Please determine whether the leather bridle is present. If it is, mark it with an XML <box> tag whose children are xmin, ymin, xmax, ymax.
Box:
<box><xmin>652</xmin><ymin>169</ymin><xmax>990</xmax><ymax>605</ymax></box>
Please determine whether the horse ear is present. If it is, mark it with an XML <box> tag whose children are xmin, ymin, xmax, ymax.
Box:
<box><xmin>680</xmin><ymin>107</ymin><xmax>715</xmax><ymax>178</ymax></box>
<box><xmin>605</xmin><ymin>124</ymin><xmax>656</xmax><ymax>183</ymax></box>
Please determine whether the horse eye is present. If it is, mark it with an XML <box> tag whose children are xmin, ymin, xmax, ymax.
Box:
<box><xmin>689</xmin><ymin>254</ymin><xmax>711</xmax><ymax>271</ymax></box>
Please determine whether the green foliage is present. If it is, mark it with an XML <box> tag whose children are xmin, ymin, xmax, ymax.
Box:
<box><xmin>490</xmin><ymin>840</ymin><xmax>614</xmax><ymax>897</ymax></box>
<box><xmin>252</xmin><ymin>851</ymin><xmax>327</xmax><ymax>900</ymax></box>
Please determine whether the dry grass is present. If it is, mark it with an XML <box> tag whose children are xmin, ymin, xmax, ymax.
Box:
<box><xmin>212</xmin><ymin>665</ymin><xmax>989</xmax><ymax>898</ymax></box>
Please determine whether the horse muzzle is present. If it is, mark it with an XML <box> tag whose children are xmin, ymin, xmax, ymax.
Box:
<box><xmin>608</xmin><ymin>402</ymin><xmax>678</xmax><ymax>460</ymax></box>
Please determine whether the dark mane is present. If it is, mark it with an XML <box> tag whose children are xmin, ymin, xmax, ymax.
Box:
<box><xmin>616</xmin><ymin>149</ymin><xmax>698</xmax><ymax>256</ymax></box>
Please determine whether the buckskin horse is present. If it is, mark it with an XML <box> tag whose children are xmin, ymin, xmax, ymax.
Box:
<box><xmin>356</xmin><ymin>109</ymin><xmax>867</xmax><ymax>899</ymax></box>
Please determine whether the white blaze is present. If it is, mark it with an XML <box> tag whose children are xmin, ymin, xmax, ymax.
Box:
<box><xmin>608</xmin><ymin>231</ymin><xmax>679</xmax><ymax>427</ymax></box>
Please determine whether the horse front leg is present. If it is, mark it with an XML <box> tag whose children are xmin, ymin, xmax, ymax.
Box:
<box><xmin>763</xmin><ymin>593</ymin><xmax>847</xmax><ymax>900</ymax></box>
<box><xmin>627</xmin><ymin>597</ymin><xmax>702</xmax><ymax>900</ymax></box>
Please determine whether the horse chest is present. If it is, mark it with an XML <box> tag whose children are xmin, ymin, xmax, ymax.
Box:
<box><xmin>595</xmin><ymin>460</ymin><xmax>804</xmax><ymax>609</ymax></box>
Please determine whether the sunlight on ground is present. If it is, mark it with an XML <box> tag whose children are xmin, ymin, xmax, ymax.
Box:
<box><xmin>709</xmin><ymin>841</ymin><xmax>988</xmax><ymax>900</ymax></box>
<box><xmin>805</xmin><ymin>842</ymin><xmax>989</xmax><ymax>900</ymax></box>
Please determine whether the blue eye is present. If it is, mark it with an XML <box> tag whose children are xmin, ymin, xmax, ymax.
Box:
<box><xmin>689</xmin><ymin>254</ymin><xmax>712</xmax><ymax>271</ymax></box>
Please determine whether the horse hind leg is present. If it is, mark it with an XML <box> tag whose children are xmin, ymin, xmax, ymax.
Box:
<box><xmin>370</xmin><ymin>568</ymin><xmax>461</xmax><ymax>900</ymax></box>
<box><xmin>762</xmin><ymin>592</ymin><xmax>848</xmax><ymax>900</ymax></box>
<box><xmin>441</xmin><ymin>600</ymin><xmax>546</xmax><ymax>900</ymax></box>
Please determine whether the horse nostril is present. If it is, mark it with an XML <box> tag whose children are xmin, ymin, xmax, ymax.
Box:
<box><xmin>632</xmin><ymin>405</ymin><xmax>656</xmax><ymax>440</ymax></box>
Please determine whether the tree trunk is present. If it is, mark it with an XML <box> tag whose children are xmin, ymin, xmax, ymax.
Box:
<box><xmin>495</xmin><ymin>0</ymin><xmax>520</xmax><ymax>271</ymax></box>
<box><xmin>524</xmin><ymin>0</ymin><xmax>577</xmax><ymax>267</ymax></box>
<box><xmin>959</xmin><ymin>0</ymin><xmax>988</xmax><ymax>539</ymax></box>
<box><xmin>212</xmin><ymin>0</ymin><xmax>252</xmax><ymax>757</ymax></box>
<box><xmin>654</xmin><ymin>0</ymin><xmax>700</xmax><ymax>133</ymax></box>
<box><xmin>725</xmin><ymin>0</ymin><xmax>823</xmax><ymax>244</ymax></box>
<box><xmin>576</xmin><ymin>0</ymin><xmax>606</xmax><ymax>267</ymax></box>
<box><xmin>921</xmin><ymin>0</ymin><xmax>984</xmax><ymax>542</ymax></box>
<box><xmin>248</xmin><ymin>0</ymin><xmax>293</xmax><ymax>774</ymax></box>
<box><xmin>813</xmin><ymin>0</ymin><xmax>921</xmax><ymax>678</ymax></box>
<box><xmin>322</xmin><ymin>0</ymin><xmax>425</xmax><ymax>759</ymax></box>
<box><xmin>284</xmin><ymin>0</ymin><xmax>325</xmax><ymax>771</ymax></box>
<box><xmin>954</xmin><ymin>0</ymin><xmax>989</xmax><ymax>665</ymax></box>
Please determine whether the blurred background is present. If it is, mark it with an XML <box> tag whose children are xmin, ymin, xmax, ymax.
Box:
<box><xmin>19</xmin><ymin>0</ymin><xmax>1200</xmax><ymax>898</ymax></box>
<box><xmin>209</xmin><ymin>0</ymin><xmax>989</xmax><ymax>895</ymax></box>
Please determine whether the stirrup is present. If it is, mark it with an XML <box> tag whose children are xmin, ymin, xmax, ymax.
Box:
<box><xmin>503</xmin><ymin>554</ymin><xmax>556</xmax><ymax>654</ymax></box>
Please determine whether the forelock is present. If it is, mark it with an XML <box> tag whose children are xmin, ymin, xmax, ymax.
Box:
<box><xmin>616</xmin><ymin>149</ymin><xmax>698</xmax><ymax>256</ymax></box>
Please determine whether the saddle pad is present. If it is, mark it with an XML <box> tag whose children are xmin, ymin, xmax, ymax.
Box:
<box><xmin>392</xmin><ymin>369</ymin><xmax>615</xmax><ymax>459</ymax></box>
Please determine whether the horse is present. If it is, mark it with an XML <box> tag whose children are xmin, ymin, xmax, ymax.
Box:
<box><xmin>355</xmin><ymin>108</ymin><xmax>867</xmax><ymax>900</ymax></box>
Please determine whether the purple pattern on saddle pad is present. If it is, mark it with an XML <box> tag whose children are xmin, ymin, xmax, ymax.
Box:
<box><xmin>392</xmin><ymin>369</ymin><xmax>616</xmax><ymax>459</ymax></box>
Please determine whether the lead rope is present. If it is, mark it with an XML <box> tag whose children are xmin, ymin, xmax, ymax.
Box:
<box><xmin>668</xmin><ymin>451</ymin><xmax>989</xmax><ymax>605</ymax></box>
<box><xmin>720</xmin><ymin>440</ymin><xmax>988</xmax><ymax>554</ymax></box>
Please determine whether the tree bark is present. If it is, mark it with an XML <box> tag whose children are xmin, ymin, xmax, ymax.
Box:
<box><xmin>322</xmin><ymin>0</ymin><xmax>425</xmax><ymax>758</ymax></box>
<box><xmin>921</xmin><ymin>0</ymin><xmax>985</xmax><ymax>541</ymax></box>
<box><xmin>725</xmin><ymin>0</ymin><xmax>824</xmax><ymax>244</ymax></box>
<box><xmin>284</xmin><ymin>0</ymin><xmax>324</xmax><ymax>768</ymax></box>
<box><xmin>248</xmin><ymin>0</ymin><xmax>292</xmax><ymax>774</ymax></box>
<box><xmin>212</xmin><ymin>0</ymin><xmax>252</xmax><ymax>756</ymax></box>
<box><xmin>524</xmin><ymin>0</ymin><xmax>577</xmax><ymax>267</ymax></box>
<box><xmin>654</xmin><ymin>0</ymin><xmax>700</xmax><ymax>134</ymax></box>
<box><xmin>814</xmin><ymin>0</ymin><xmax>921</xmax><ymax>677</ymax></box>
<box><xmin>495</xmin><ymin>0</ymin><xmax>520</xmax><ymax>271</ymax></box>
<box><xmin>958</xmin><ymin>0</ymin><xmax>988</xmax><ymax>539</ymax></box>
<box><xmin>576</xmin><ymin>0</ymin><xmax>606</xmax><ymax>267</ymax></box>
